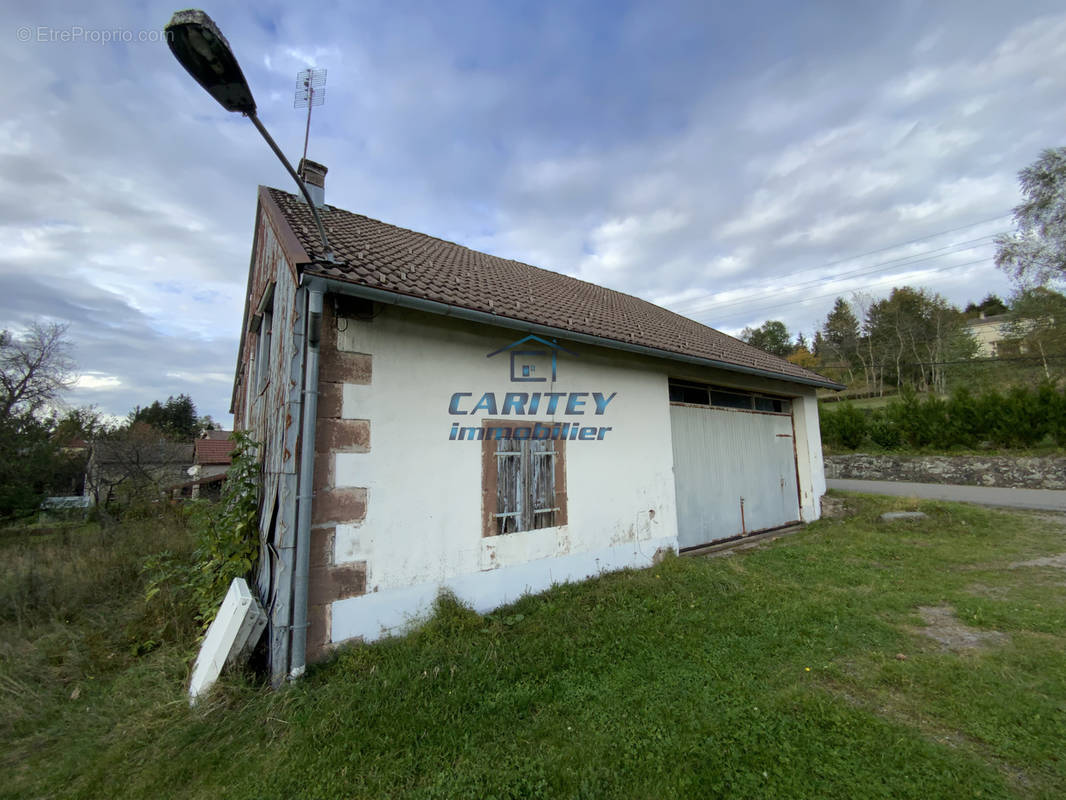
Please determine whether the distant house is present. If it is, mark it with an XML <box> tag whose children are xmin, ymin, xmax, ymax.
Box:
<box><xmin>232</xmin><ymin>160</ymin><xmax>842</xmax><ymax>684</ymax></box>
<box><xmin>966</xmin><ymin>312</ymin><xmax>1012</xmax><ymax>357</ymax></box>
<box><xmin>83</xmin><ymin>423</ymin><xmax>194</xmax><ymax>505</ymax></box>
<box><xmin>59</xmin><ymin>437</ymin><xmax>89</xmax><ymax>456</ymax></box>
<box><xmin>187</xmin><ymin>434</ymin><xmax>235</xmax><ymax>499</ymax></box>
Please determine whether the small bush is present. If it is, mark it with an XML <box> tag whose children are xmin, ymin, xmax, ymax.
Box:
<box><xmin>821</xmin><ymin>382</ymin><xmax>1066</xmax><ymax>452</ymax></box>
<box><xmin>822</xmin><ymin>403</ymin><xmax>868</xmax><ymax>450</ymax></box>
<box><xmin>144</xmin><ymin>431</ymin><xmax>261</xmax><ymax>630</ymax></box>
<box><xmin>944</xmin><ymin>387</ymin><xmax>979</xmax><ymax>449</ymax></box>
<box><xmin>867</xmin><ymin>414</ymin><xmax>901</xmax><ymax>449</ymax></box>
<box><xmin>1038</xmin><ymin>382</ymin><xmax>1066</xmax><ymax>445</ymax></box>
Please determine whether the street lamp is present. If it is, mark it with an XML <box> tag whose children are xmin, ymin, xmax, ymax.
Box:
<box><xmin>165</xmin><ymin>9</ymin><xmax>334</xmax><ymax>260</ymax></box>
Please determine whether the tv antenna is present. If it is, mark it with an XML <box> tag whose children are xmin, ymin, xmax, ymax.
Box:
<box><xmin>294</xmin><ymin>67</ymin><xmax>327</xmax><ymax>164</ymax></box>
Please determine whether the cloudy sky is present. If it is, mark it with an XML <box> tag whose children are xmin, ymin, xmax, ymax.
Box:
<box><xmin>4</xmin><ymin>1</ymin><xmax>1066</xmax><ymax>424</ymax></box>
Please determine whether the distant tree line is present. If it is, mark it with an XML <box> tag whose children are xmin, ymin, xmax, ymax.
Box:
<box><xmin>741</xmin><ymin>284</ymin><xmax>1066</xmax><ymax>397</ymax></box>
<box><xmin>0</xmin><ymin>321</ymin><xmax>218</xmax><ymax>520</ymax></box>
<box><xmin>740</xmin><ymin>146</ymin><xmax>1066</xmax><ymax>404</ymax></box>
<box><xmin>741</xmin><ymin>286</ymin><xmax>983</xmax><ymax>395</ymax></box>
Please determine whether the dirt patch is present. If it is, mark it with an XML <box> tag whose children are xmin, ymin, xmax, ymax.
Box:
<box><xmin>820</xmin><ymin>494</ymin><xmax>850</xmax><ymax>519</ymax></box>
<box><xmin>914</xmin><ymin>605</ymin><xmax>1007</xmax><ymax>652</ymax></box>
<box><xmin>1010</xmin><ymin>552</ymin><xmax>1066</xmax><ymax>569</ymax></box>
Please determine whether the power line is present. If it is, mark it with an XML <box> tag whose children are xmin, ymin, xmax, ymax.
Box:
<box><xmin>672</xmin><ymin>234</ymin><xmax>1002</xmax><ymax>317</ymax></box>
<box><xmin>667</xmin><ymin>211</ymin><xmax>1012</xmax><ymax>318</ymax></box>
<box><xmin>699</xmin><ymin>255</ymin><xmax>996</xmax><ymax>326</ymax></box>
<box><xmin>807</xmin><ymin>211</ymin><xmax>1011</xmax><ymax>270</ymax></box>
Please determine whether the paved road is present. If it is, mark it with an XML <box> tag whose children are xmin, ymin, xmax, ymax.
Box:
<box><xmin>826</xmin><ymin>479</ymin><xmax>1066</xmax><ymax>512</ymax></box>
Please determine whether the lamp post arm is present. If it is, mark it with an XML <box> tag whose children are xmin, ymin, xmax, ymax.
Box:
<box><xmin>246</xmin><ymin>112</ymin><xmax>335</xmax><ymax>262</ymax></box>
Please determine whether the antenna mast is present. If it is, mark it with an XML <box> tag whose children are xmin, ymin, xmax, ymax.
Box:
<box><xmin>294</xmin><ymin>68</ymin><xmax>327</xmax><ymax>164</ymax></box>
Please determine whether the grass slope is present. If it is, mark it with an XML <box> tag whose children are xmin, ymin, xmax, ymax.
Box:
<box><xmin>3</xmin><ymin>496</ymin><xmax>1066</xmax><ymax>799</ymax></box>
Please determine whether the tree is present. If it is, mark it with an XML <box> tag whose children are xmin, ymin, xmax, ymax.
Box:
<box><xmin>0</xmin><ymin>322</ymin><xmax>77</xmax><ymax>518</ymax></box>
<box><xmin>818</xmin><ymin>298</ymin><xmax>863</xmax><ymax>386</ymax></box>
<box><xmin>740</xmin><ymin>320</ymin><xmax>792</xmax><ymax>357</ymax></box>
<box><xmin>865</xmin><ymin>287</ymin><xmax>976</xmax><ymax>394</ymax></box>
<box><xmin>0</xmin><ymin>411</ymin><xmax>62</xmax><ymax>518</ymax></box>
<box><xmin>1003</xmin><ymin>287</ymin><xmax>1066</xmax><ymax>379</ymax></box>
<box><xmin>787</xmin><ymin>346</ymin><xmax>818</xmax><ymax>370</ymax></box>
<box><xmin>964</xmin><ymin>294</ymin><xmax>1008</xmax><ymax>318</ymax></box>
<box><xmin>53</xmin><ymin>405</ymin><xmax>108</xmax><ymax>445</ymax></box>
<box><xmin>0</xmin><ymin>322</ymin><xmax>75</xmax><ymax>418</ymax></box>
<box><xmin>130</xmin><ymin>394</ymin><xmax>201</xmax><ymax>440</ymax></box>
<box><xmin>995</xmin><ymin>147</ymin><xmax>1066</xmax><ymax>287</ymax></box>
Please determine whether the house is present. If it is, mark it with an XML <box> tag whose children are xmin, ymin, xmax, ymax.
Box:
<box><xmin>233</xmin><ymin>160</ymin><xmax>843</xmax><ymax>684</ymax></box>
<box><xmin>188</xmin><ymin>434</ymin><xmax>236</xmax><ymax>499</ymax></box>
<box><xmin>966</xmin><ymin>312</ymin><xmax>1011</xmax><ymax>357</ymax></box>
<box><xmin>83</xmin><ymin>424</ymin><xmax>194</xmax><ymax>505</ymax></box>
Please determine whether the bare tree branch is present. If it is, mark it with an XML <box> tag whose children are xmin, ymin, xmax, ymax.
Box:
<box><xmin>0</xmin><ymin>321</ymin><xmax>76</xmax><ymax>418</ymax></box>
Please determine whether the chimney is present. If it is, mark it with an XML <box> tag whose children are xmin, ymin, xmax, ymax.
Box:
<box><xmin>298</xmin><ymin>158</ymin><xmax>327</xmax><ymax>208</ymax></box>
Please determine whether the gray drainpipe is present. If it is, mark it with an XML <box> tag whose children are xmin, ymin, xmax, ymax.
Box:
<box><xmin>290</xmin><ymin>278</ymin><xmax>325</xmax><ymax>679</ymax></box>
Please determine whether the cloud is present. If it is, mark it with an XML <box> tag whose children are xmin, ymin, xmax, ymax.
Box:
<box><xmin>3</xmin><ymin>0</ymin><xmax>1066</xmax><ymax>424</ymax></box>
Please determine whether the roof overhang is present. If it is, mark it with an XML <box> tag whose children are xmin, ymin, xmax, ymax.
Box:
<box><xmin>303</xmin><ymin>270</ymin><xmax>846</xmax><ymax>392</ymax></box>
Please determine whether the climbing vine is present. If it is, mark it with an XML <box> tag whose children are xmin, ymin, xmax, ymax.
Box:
<box><xmin>145</xmin><ymin>431</ymin><xmax>262</xmax><ymax>631</ymax></box>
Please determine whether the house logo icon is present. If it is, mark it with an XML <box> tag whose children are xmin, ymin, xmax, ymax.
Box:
<box><xmin>486</xmin><ymin>335</ymin><xmax>577</xmax><ymax>383</ymax></box>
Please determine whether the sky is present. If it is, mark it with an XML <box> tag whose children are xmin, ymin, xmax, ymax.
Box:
<box><xmin>3</xmin><ymin>0</ymin><xmax>1066</xmax><ymax>425</ymax></box>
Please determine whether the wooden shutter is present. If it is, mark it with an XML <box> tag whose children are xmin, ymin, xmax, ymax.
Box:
<box><xmin>483</xmin><ymin>422</ymin><xmax>567</xmax><ymax>537</ymax></box>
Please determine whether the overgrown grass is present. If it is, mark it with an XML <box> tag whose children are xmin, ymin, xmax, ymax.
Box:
<box><xmin>3</xmin><ymin>495</ymin><xmax>1066</xmax><ymax>798</ymax></box>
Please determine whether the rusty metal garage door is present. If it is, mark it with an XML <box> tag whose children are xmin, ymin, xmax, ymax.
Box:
<box><xmin>670</xmin><ymin>384</ymin><xmax>801</xmax><ymax>550</ymax></box>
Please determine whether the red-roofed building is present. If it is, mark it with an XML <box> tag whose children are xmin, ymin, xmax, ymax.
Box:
<box><xmin>233</xmin><ymin>161</ymin><xmax>841</xmax><ymax>684</ymax></box>
<box><xmin>195</xmin><ymin>436</ymin><xmax>235</xmax><ymax>467</ymax></box>
<box><xmin>188</xmin><ymin>434</ymin><xmax>235</xmax><ymax>499</ymax></box>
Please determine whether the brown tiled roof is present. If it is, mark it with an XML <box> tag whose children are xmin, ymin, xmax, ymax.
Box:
<box><xmin>195</xmin><ymin>438</ymin><xmax>235</xmax><ymax>466</ymax></box>
<box><xmin>266</xmin><ymin>187</ymin><xmax>840</xmax><ymax>388</ymax></box>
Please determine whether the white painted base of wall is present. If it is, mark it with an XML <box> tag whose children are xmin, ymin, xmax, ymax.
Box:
<box><xmin>330</xmin><ymin>534</ymin><xmax>677</xmax><ymax>644</ymax></box>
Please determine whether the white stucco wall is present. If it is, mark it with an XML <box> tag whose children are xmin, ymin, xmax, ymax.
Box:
<box><xmin>327</xmin><ymin>308</ymin><xmax>677</xmax><ymax>642</ymax></box>
<box><xmin>323</xmin><ymin>304</ymin><xmax>826</xmax><ymax>645</ymax></box>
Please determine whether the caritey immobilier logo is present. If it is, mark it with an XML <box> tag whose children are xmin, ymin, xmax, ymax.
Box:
<box><xmin>447</xmin><ymin>335</ymin><xmax>616</xmax><ymax>442</ymax></box>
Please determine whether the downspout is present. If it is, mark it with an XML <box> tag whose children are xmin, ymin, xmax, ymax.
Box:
<box><xmin>290</xmin><ymin>278</ymin><xmax>325</xmax><ymax>679</ymax></box>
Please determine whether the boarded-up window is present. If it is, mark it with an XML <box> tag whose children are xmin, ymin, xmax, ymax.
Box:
<box><xmin>255</xmin><ymin>308</ymin><xmax>272</xmax><ymax>393</ymax></box>
<box><xmin>482</xmin><ymin>421</ymin><xmax>567</xmax><ymax>537</ymax></box>
<box><xmin>253</xmin><ymin>283</ymin><xmax>276</xmax><ymax>395</ymax></box>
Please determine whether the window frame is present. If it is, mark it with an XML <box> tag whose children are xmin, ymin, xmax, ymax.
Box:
<box><xmin>480</xmin><ymin>420</ymin><xmax>567</xmax><ymax>538</ymax></box>
<box><xmin>668</xmin><ymin>379</ymin><xmax>792</xmax><ymax>415</ymax></box>
<box><xmin>253</xmin><ymin>283</ymin><xmax>276</xmax><ymax>396</ymax></box>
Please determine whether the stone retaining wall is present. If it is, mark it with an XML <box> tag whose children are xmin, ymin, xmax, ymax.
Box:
<box><xmin>824</xmin><ymin>454</ymin><xmax>1066</xmax><ymax>490</ymax></box>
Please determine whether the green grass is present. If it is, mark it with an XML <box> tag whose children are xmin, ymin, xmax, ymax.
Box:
<box><xmin>3</xmin><ymin>495</ymin><xmax>1066</xmax><ymax>799</ymax></box>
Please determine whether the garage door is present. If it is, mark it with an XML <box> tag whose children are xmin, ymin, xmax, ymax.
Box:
<box><xmin>669</xmin><ymin>382</ymin><xmax>801</xmax><ymax>550</ymax></box>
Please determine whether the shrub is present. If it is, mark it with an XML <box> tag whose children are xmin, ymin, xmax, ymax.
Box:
<box><xmin>822</xmin><ymin>402</ymin><xmax>867</xmax><ymax>450</ymax></box>
<box><xmin>994</xmin><ymin>386</ymin><xmax>1045</xmax><ymax>447</ymax></box>
<box><xmin>144</xmin><ymin>431</ymin><xmax>261</xmax><ymax>630</ymax></box>
<box><xmin>884</xmin><ymin>390</ymin><xmax>931</xmax><ymax>449</ymax></box>
<box><xmin>820</xmin><ymin>383</ymin><xmax>1066</xmax><ymax>452</ymax></box>
<box><xmin>1038</xmin><ymin>382</ymin><xmax>1066</xmax><ymax>445</ymax></box>
<box><xmin>945</xmin><ymin>387</ymin><xmax>979</xmax><ymax>449</ymax></box>
<box><xmin>867</xmin><ymin>411</ymin><xmax>901</xmax><ymax>449</ymax></box>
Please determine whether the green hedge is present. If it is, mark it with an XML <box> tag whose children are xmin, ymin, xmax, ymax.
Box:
<box><xmin>820</xmin><ymin>383</ymin><xmax>1066</xmax><ymax>451</ymax></box>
